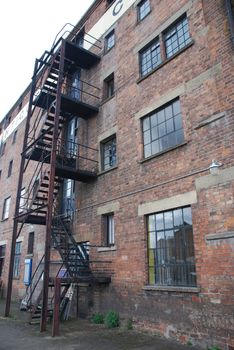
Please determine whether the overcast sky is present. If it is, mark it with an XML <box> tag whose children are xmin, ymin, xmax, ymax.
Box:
<box><xmin>0</xmin><ymin>0</ymin><xmax>94</xmax><ymax>122</ymax></box>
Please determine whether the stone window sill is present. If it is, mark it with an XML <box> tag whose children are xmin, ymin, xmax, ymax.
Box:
<box><xmin>143</xmin><ymin>285</ymin><xmax>200</xmax><ymax>293</ymax></box>
<box><xmin>98</xmin><ymin>165</ymin><xmax>118</xmax><ymax>176</ymax></box>
<box><xmin>97</xmin><ymin>245</ymin><xmax>116</xmax><ymax>252</ymax></box>
<box><xmin>101</xmin><ymin>94</ymin><xmax>115</xmax><ymax>106</ymax></box>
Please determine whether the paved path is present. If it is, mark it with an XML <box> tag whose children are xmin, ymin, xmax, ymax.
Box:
<box><xmin>0</xmin><ymin>302</ymin><xmax>200</xmax><ymax>350</ymax></box>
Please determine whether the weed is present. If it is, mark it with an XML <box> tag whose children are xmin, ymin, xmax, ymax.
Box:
<box><xmin>91</xmin><ymin>312</ymin><xmax>104</xmax><ymax>324</ymax></box>
<box><xmin>104</xmin><ymin>310</ymin><xmax>120</xmax><ymax>328</ymax></box>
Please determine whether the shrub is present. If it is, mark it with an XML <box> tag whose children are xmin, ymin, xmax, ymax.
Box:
<box><xmin>207</xmin><ymin>346</ymin><xmax>222</xmax><ymax>350</ymax></box>
<box><xmin>104</xmin><ymin>310</ymin><xmax>120</xmax><ymax>328</ymax></box>
<box><xmin>91</xmin><ymin>312</ymin><xmax>104</xmax><ymax>324</ymax></box>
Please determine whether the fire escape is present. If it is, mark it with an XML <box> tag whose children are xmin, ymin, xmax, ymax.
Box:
<box><xmin>5</xmin><ymin>27</ymin><xmax>111</xmax><ymax>333</ymax></box>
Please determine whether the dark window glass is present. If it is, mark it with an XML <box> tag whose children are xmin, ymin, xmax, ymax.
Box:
<box><xmin>104</xmin><ymin>214</ymin><xmax>115</xmax><ymax>246</ymax></box>
<box><xmin>0</xmin><ymin>245</ymin><xmax>6</xmax><ymax>276</ymax></box>
<box><xmin>102</xmin><ymin>136</ymin><xmax>117</xmax><ymax>171</ymax></box>
<box><xmin>1</xmin><ymin>142</ymin><xmax>6</xmax><ymax>156</ymax></box>
<box><xmin>106</xmin><ymin>0</ymin><xmax>115</xmax><ymax>7</ymax></box>
<box><xmin>105</xmin><ymin>30</ymin><xmax>115</xmax><ymax>52</ymax></box>
<box><xmin>148</xmin><ymin>206</ymin><xmax>196</xmax><ymax>287</ymax></box>
<box><xmin>142</xmin><ymin>99</ymin><xmax>184</xmax><ymax>158</ymax></box>
<box><xmin>140</xmin><ymin>39</ymin><xmax>161</xmax><ymax>76</ymax></box>
<box><xmin>13</xmin><ymin>242</ymin><xmax>21</xmax><ymax>279</ymax></box>
<box><xmin>138</xmin><ymin>0</ymin><xmax>151</xmax><ymax>21</ymax></box>
<box><xmin>7</xmin><ymin>160</ymin><xmax>13</xmax><ymax>178</ymax></box>
<box><xmin>2</xmin><ymin>196</ymin><xmax>11</xmax><ymax>220</ymax></box>
<box><xmin>27</xmin><ymin>232</ymin><xmax>34</xmax><ymax>255</ymax></box>
<box><xmin>12</xmin><ymin>130</ymin><xmax>17</xmax><ymax>144</ymax></box>
<box><xmin>104</xmin><ymin>74</ymin><xmax>115</xmax><ymax>99</ymax></box>
<box><xmin>164</xmin><ymin>16</ymin><xmax>191</xmax><ymax>58</ymax></box>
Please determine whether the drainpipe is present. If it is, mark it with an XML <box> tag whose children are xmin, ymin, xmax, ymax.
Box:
<box><xmin>225</xmin><ymin>0</ymin><xmax>234</xmax><ymax>47</ymax></box>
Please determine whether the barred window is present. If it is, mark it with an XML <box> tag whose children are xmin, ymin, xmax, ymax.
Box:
<box><xmin>101</xmin><ymin>136</ymin><xmax>117</xmax><ymax>171</ymax></box>
<box><xmin>142</xmin><ymin>99</ymin><xmax>184</xmax><ymax>158</ymax></box>
<box><xmin>164</xmin><ymin>16</ymin><xmax>191</xmax><ymax>58</ymax></box>
<box><xmin>105</xmin><ymin>30</ymin><xmax>115</xmax><ymax>52</ymax></box>
<box><xmin>140</xmin><ymin>39</ymin><xmax>161</xmax><ymax>76</ymax></box>
<box><xmin>13</xmin><ymin>242</ymin><xmax>21</xmax><ymax>279</ymax></box>
<box><xmin>138</xmin><ymin>0</ymin><xmax>151</xmax><ymax>21</ymax></box>
<box><xmin>148</xmin><ymin>206</ymin><xmax>196</xmax><ymax>287</ymax></box>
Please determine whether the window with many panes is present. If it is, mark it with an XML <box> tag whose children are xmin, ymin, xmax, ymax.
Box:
<box><xmin>13</xmin><ymin>242</ymin><xmax>21</xmax><ymax>279</ymax></box>
<box><xmin>101</xmin><ymin>136</ymin><xmax>117</xmax><ymax>171</ymax></box>
<box><xmin>147</xmin><ymin>206</ymin><xmax>196</xmax><ymax>287</ymax></box>
<box><xmin>104</xmin><ymin>214</ymin><xmax>115</xmax><ymax>246</ymax></box>
<box><xmin>105</xmin><ymin>30</ymin><xmax>115</xmax><ymax>52</ymax></box>
<box><xmin>138</xmin><ymin>0</ymin><xmax>151</xmax><ymax>21</ymax></box>
<box><xmin>2</xmin><ymin>196</ymin><xmax>11</xmax><ymax>220</ymax></box>
<box><xmin>104</xmin><ymin>73</ymin><xmax>115</xmax><ymax>100</ymax></box>
<box><xmin>140</xmin><ymin>38</ymin><xmax>161</xmax><ymax>77</ymax></box>
<box><xmin>164</xmin><ymin>16</ymin><xmax>191</xmax><ymax>58</ymax></box>
<box><xmin>142</xmin><ymin>99</ymin><xmax>184</xmax><ymax>158</ymax></box>
<box><xmin>0</xmin><ymin>245</ymin><xmax>6</xmax><ymax>277</ymax></box>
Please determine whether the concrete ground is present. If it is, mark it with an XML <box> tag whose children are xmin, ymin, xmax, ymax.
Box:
<box><xmin>0</xmin><ymin>300</ymin><xmax>201</xmax><ymax>350</ymax></box>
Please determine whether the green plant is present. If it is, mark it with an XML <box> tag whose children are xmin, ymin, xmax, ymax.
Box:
<box><xmin>125</xmin><ymin>317</ymin><xmax>133</xmax><ymax>330</ymax></box>
<box><xmin>104</xmin><ymin>310</ymin><xmax>120</xmax><ymax>328</ymax></box>
<box><xmin>207</xmin><ymin>346</ymin><xmax>222</xmax><ymax>350</ymax></box>
<box><xmin>91</xmin><ymin>312</ymin><xmax>104</xmax><ymax>324</ymax></box>
<box><xmin>187</xmin><ymin>339</ymin><xmax>193</xmax><ymax>346</ymax></box>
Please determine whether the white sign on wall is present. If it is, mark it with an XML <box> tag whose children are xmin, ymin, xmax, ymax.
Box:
<box><xmin>84</xmin><ymin>0</ymin><xmax>136</xmax><ymax>49</ymax></box>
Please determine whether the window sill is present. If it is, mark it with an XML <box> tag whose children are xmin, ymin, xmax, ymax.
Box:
<box><xmin>101</xmin><ymin>94</ymin><xmax>115</xmax><ymax>106</ymax></box>
<box><xmin>1</xmin><ymin>218</ymin><xmax>9</xmax><ymax>222</ymax></box>
<box><xmin>137</xmin><ymin>40</ymin><xmax>194</xmax><ymax>84</ymax></box>
<box><xmin>143</xmin><ymin>285</ymin><xmax>200</xmax><ymax>293</ymax></box>
<box><xmin>26</xmin><ymin>254</ymin><xmax>33</xmax><ymax>258</ymax></box>
<box><xmin>97</xmin><ymin>245</ymin><xmax>116</xmax><ymax>252</ymax></box>
<box><xmin>98</xmin><ymin>165</ymin><xmax>118</xmax><ymax>176</ymax></box>
<box><xmin>104</xmin><ymin>45</ymin><xmax>115</xmax><ymax>56</ymax></box>
<box><xmin>139</xmin><ymin>142</ymin><xmax>187</xmax><ymax>164</ymax></box>
<box><xmin>136</xmin><ymin>10</ymin><xmax>151</xmax><ymax>25</ymax></box>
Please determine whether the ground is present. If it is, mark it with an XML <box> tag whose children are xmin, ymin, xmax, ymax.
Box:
<box><xmin>0</xmin><ymin>300</ymin><xmax>201</xmax><ymax>350</ymax></box>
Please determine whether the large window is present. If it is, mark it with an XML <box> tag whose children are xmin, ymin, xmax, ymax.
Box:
<box><xmin>104</xmin><ymin>214</ymin><xmax>115</xmax><ymax>246</ymax></box>
<box><xmin>0</xmin><ymin>245</ymin><xmax>6</xmax><ymax>277</ymax></box>
<box><xmin>2</xmin><ymin>196</ymin><xmax>11</xmax><ymax>220</ymax></box>
<box><xmin>140</xmin><ymin>39</ymin><xmax>161</xmax><ymax>77</ymax></box>
<box><xmin>105</xmin><ymin>30</ymin><xmax>115</xmax><ymax>52</ymax></box>
<box><xmin>137</xmin><ymin>0</ymin><xmax>151</xmax><ymax>21</ymax></box>
<box><xmin>164</xmin><ymin>16</ymin><xmax>191</xmax><ymax>58</ymax></box>
<box><xmin>13</xmin><ymin>242</ymin><xmax>21</xmax><ymax>279</ymax></box>
<box><xmin>147</xmin><ymin>206</ymin><xmax>196</xmax><ymax>287</ymax></box>
<box><xmin>142</xmin><ymin>99</ymin><xmax>184</xmax><ymax>158</ymax></box>
<box><xmin>101</xmin><ymin>136</ymin><xmax>117</xmax><ymax>171</ymax></box>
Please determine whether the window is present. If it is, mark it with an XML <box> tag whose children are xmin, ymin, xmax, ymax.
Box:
<box><xmin>0</xmin><ymin>142</ymin><xmax>6</xmax><ymax>156</ymax></box>
<box><xmin>106</xmin><ymin>0</ymin><xmax>115</xmax><ymax>7</ymax></box>
<box><xmin>104</xmin><ymin>214</ymin><xmax>115</xmax><ymax>246</ymax></box>
<box><xmin>105</xmin><ymin>30</ymin><xmax>115</xmax><ymax>52</ymax></box>
<box><xmin>140</xmin><ymin>39</ymin><xmax>161</xmax><ymax>77</ymax></box>
<box><xmin>13</xmin><ymin>242</ymin><xmax>21</xmax><ymax>279</ymax></box>
<box><xmin>27</xmin><ymin>232</ymin><xmax>34</xmax><ymax>255</ymax></box>
<box><xmin>7</xmin><ymin>160</ymin><xmax>13</xmax><ymax>178</ymax></box>
<box><xmin>164</xmin><ymin>16</ymin><xmax>191</xmax><ymax>58</ymax></box>
<box><xmin>104</xmin><ymin>73</ymin><xmax>115</xmax><ymax>100</ymax></box>
<box><xmin>0</xmin><ymin>245</ymin><xmax>6</xmax><ymax>277</ymax></box>
<box><xmin>0</xmin><ymin>170</ymin><xmax>2</xmax><ymax>180</ymax></box>
<box><xmin>101</xmin><ymin>136</ymin><xmax>117</xmax><ymax>171</ymax></box>
<box><xmin>148</xmin><ymin>206</ymin><xmax>196</xmax><ymax>287</ymax></box>
<box><xmin>12</xmin><ymin>130</ymin><xmax>18</xmax><ymax>144</ymax></box>
<box><xmin>2</xmin><ymin>196</ymin><xmax>11</xmax><ymax>220</ymax></box>
<box><xmin>19</xmin><ymin>187</ymin><xmax>27</xmax><ymax>213</ymax></box>
<box><xmin>138</xmin><ymin>0</ymin><xmax>151</xmax><ymax>21</ymax></box>
<box><xmin>142</xmin><ymin>99</ymin><xmax>184</xmax><ymax>158</ymax></box>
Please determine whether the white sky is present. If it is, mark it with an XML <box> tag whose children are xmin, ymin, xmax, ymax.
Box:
<box><xmin>0</xmin><ymin>0</ymin><xmax>94</xmax><ymax>122</ymax></box>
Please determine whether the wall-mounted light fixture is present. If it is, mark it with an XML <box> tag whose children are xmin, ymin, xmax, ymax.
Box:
<box><xmin>209</xmin><ymin>160</ymin><xmax>222</xmax><ymax>175</ymax></box>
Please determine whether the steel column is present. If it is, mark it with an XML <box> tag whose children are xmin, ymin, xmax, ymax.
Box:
<box><xmin>52</xmin><ymin>278</ymin><xmax>61</xmax><ymax>337</ymax></box>
<box><xmin>40</xmin><ymin>40</ymin><xmax>66</xmax><ymax>332</ymax></box>
<box><xmin>4</xmin><ymin>59</ymin><xmax>39</xmax><ymax>317</ymax></box>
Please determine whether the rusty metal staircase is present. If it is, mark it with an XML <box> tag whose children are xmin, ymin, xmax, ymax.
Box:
<box><xmin>5</xmin><ymin>26</ymin><xmax>105</xmax><ymax>332</ymax></box>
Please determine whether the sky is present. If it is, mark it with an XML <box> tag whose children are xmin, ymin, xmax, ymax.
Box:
<box><xmin>0</xmin><ymin>0</ymin><xmax>94</xmax><ymax>122</ymax></box>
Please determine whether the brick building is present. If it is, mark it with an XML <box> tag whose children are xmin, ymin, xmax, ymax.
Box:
<box><xmin>0</xmin><ymin>0</ymin><xmax>234</xmax><ymax>348</ymax></box>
